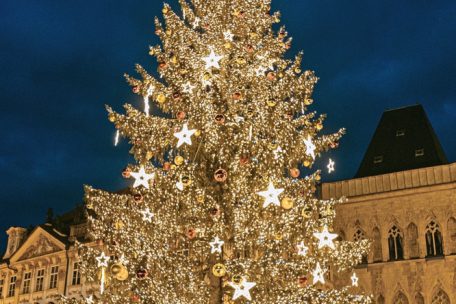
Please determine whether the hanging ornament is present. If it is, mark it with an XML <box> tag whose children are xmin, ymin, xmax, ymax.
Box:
<box><xmin>181</xmin><ymin>176</ymin><xmax>192</xmax><ymax>186</ymax></box>
<box><xmin>174</xmin><ymin>155</ymin><xmax>185</xmax><ymax>166</ymax></box>
<box><xmin>209</xmin><ymin>236</ymin><xmax>224</xmax><ymax>254</ymax></box>
<box><xmin>174</xmin><ymin>123</ymin><xmax>197</xmax><ymax>147</ymax></box>
<box><xmin>223</xmin><ymin>31</ymin><xmax>234</xmax><ymax>41</ymax></box>
<box><xmin>156</xmin><ymin>93</ymin><xmax>166</xmax><ymax>104</ymax></box>
<box><xmin>281</xmin><ymin>197</ymin><xmax>294</xmax><ymax>210</ymax></box>
<box><xmin>302</xmin><ymin>205</ymin><xmax>312</xmax><ymax>218</ymax></box>
<box><xmin>232</xmin><ymin>92</ymin><xmax>243</xmax><ymax>100</ymax></box>
<box><xmin>297</xmin><ymin>241</ymin><xmax>309</xmax><ymax>256</ymax></box>
<box><xmin>130</xmin><ymin>166</ymin><xmax>155</xmax><ymax>189</ymax></box>
<box><xmin>327</xmin><ymin>158</ymin><xmax>335</xmax><ymax>173</ymax></box>
<box><xmin>186</xmin><ymin>228</ymin><xmax>197</xmax><ymax>239</ymax></box>
<box><xmin>215</xmin><ymin>114</ymin><xmax>226</xmax><ymax>125</ymax></box>
<box><xmin>132</xmin><ymin>86</ymin><xmax>140</xmax><ymax>94</ymax></box>
<box><xmin>136</xmin><ymin>269</ymin><xmax>148</xmax><ymax>280</ymax></box>
<box><xmin>312</xmin><ymin>262</ymin><xmax>326</xmax><ymax>285</ymax></box>
<box><xmin>176</xmin><ymin>111</ymin><xmax>186</xmax><ymax>120</ymax></box>
<box><xmin>96</xmin><ymin>252</ymin><xmax>110</xmax><ymax>268</ymax></box>
<box><xmin>212</xmin><ymin>263</ymin><xmax>226</xmax><ymax>277</ymax></box>
<box><xmin>313</xmin><ymin>226</ymin><xmax>338</xmax><ymax>250</ymax></box>
<box><xmin>110</xmin><ymin>263</ymin><xmax>123</xmax><ymax>276</ymax></box>
<box><xmin>228</xmin><ymin>279</ymin><xmax>256</xmax><ymax>301</ymax></box>
<box><xmin>351</xmin><ymin>273</ymin><xmax>359</xmax><ymax>287</ymax></box>
<box><xmin>257</xmin><ymin>182</ymin><xmax>284</xmax><ymax>208</ymax></box>
<box><xmin>304</xmin><ymin>135</ymin><xmax>316</xmax><ymax>160</ymax></box>
<box><xmin>133</xmin><ymin>193</ymin><xmax>143</xmax><ymax>203</ymax></box>
<box><xmin>298</xmin><ymin>276</ymin><xmax>308</xmax><ymax>287</ymax></box>
<box><xmin>114</xmin><ymin>130</ymin><xmax>120</xmax><ymax>146</ymax></box>
<box><xmin>163</xmin><ymin>162</ymin><xmax>171</xmax><ymax>171</ymax></box>
<box><xmin>203</xmin><ymin>48</ymin><xmax>223</xmax><ymax>70</ymax></box>
<box><xmin>289</xmin><ymin>168</ymin><xmax>300</xmax><ymax>178</ymax></box>
<box><xmin>182</xmin><ymin>82</ymin><xmax>195</xmax><ymax>94</ymax></box>
<box><xmin>122</xmin><ymin>167</ymin><xmax>131</xmax><ymax>178</ymax></box>
<box><xmin>140</xmin><ymin>208</ymin><xmax>154</xmax><ymax>223</ymax></box>
<box><xmin>214</xmin><ymin>168</ymin><xmax>228</xmax><ymax>182</ymax></box>
<box><xmin>85</xmin><ymin>295</ymin><xmax>94</xmax><ymax>304</ymax></box>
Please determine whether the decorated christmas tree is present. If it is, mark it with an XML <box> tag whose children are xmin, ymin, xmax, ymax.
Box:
<box><xmin>60</xmin><ymin>0</ymin><xmax>371</xmax><ymax>303</ymax></box>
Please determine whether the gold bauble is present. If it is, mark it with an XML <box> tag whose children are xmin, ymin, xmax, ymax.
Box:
<box><xmin>236</xmin><ymin>57</ymin><xmax>246</xmax><ymax>65</ymax></box>
<box><xmin>157</xmin><ymin>94</ymin><xmax>166</xmax><ymax>104</ymax></box>
<box><xmin>281</xmin><ymin>197</ymin><xmax>294</xmax><ymax>210</ymax></box>
<box><xmin>304</xmin><ymin>98</ymin><xmax>313</xmax><ymax>106</ymax></box>
<box><xmin>232</xmin><ymin>275</ymin><xmax>243</xmax><ymax>284</ymax></box>
<box><xmin>174</xmin><ymin>155</ymin><xmax>184</xmax><ymax>166</ymax></box>
<box><xmin>170</xmin><ymin>164</ymin><xmax>177</xmax><ymax>170</ymax></box>
<box><xmin>275</xmin><ymin>233</ymin><xmax>283</xmax><ymax>240</ymax></box>
<box><xmin>294</xmin><ymin>67</ymin><xmax>302</xmax><ymax>74</ymax></box>
<box><xmin>302</xmin><ymin>206</ymin><xmax>312</xmax><ymax>219</ymax></box>
<box><xmin>110</xmin><ymin>263</ymin><xmax>123</xmax><ymax>275</ymax></box>
<box><xmin>182</xmin><ymin>176</ymin><xmax>192</xmax><ymax>186</ymax></box>
<box><xmin>224</xmin><ymin>42</ymin><xmax>232</xmax><ymax>49</ymax></box>
<box><xmin>196</xmin><ymin>194</ymin><xmax>205</xmax><ymax>203</ymax></box>
<box><xmin>315</xmin><ymin>174</ymin><xmax>321</xmax><ymax>181</ymax></box>
<box><xmin>212</xmin><ymin>263</ymin><xmax>227</xmax><ymax>277</ymax></box>
<box><xmin>203</xmin><ymin>72</ymin><xmax>211</xmax><ymax>81</ymax></box>
<box><xmin>146</xmin><ymin>151</ymin><xmax>154</xmax><ymax>160</ymax></box>
<box><xmin>316</xmin><ymin>123</ymin><xmax>323</xmax><ymax>131</ymax></box>
<box><xmin>194</xmin><ymin>129</ymin><xmax>201</xmax><ymax>137</ymax></box>
<box><xmin>303</xmin><ymin>160</ymin><xmax>311</xmax><ymax>167</ymax></box>
<box><xmin>267</xmin><ymin>100</ymin><xmax>276</xmax><ymax>107</ymax></box>
<box><xmin>166</xmin><ymin>29</ymin><xmax>173</xmax><ymax>36</ymax></box>
<box><xmin>162</xmin><ymin>6</ymin><xmax>169</xmax><ymax>14</ymax></box>
<box><xmin>108</xmin><ymin>113</ymin><xmax>116</xmax><ymax>122</ymax></box>
<box><xmin>170</xmin><ymin>55</ymin><xmax>177</xmax><ymax>64</ymax></box>
<box><xmin>115</xmin><ymin>220</ymin><xmax>125</xmax><ymax>230</ymax></box>
<box><xmin>116</xmin><ymin>267</ymin><xmax>129</xmax><ymax>281</ymax></box>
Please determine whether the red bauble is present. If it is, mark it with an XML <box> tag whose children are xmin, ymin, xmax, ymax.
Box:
<box><xmin>214</xmin><ymin>168</ymin><xmax>228</xmax><ymax>182</ymax></box>
<box><xmin>136</xmin><ymin>269</ymin><xmax>148</xmax><ymax>280</ymax></box>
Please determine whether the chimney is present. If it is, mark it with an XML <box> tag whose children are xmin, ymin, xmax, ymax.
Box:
<box><xmin>3</xmin><ymin>227</ymin><xmax>28</xmax><ymax>259</ymax></box>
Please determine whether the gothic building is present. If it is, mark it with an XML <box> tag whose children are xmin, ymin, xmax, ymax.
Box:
<box><xmin>325</xmin><ymin>105</ymin><xmax>455</xmax><ymax>303</ymax></box>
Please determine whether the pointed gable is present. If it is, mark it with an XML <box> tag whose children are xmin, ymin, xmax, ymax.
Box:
<box><xmin>356</xmin><ymin>104</ymin><xmax>448</xmax><ymax>178</ymax></box>
<box><xmin>10</xmin><ymin>225</ymin><xmax>67</xmax><ymax>262</ymax></box>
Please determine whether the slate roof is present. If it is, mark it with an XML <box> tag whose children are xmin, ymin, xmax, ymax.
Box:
<box><xmin>355</xmin><ymin>104</ymin><xmax>448</xmax><ymax>178</ymax></box>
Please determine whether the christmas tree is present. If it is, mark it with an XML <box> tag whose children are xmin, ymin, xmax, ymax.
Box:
<box><xmin>60</xmin><ymin>0</ymin><xmax>371</xmax><ymax>303</ymax></box>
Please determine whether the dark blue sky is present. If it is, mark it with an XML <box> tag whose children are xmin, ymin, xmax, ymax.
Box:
<box><xmin>1</xmin><ymin>0</ymin><xmax>455</xmax><ymax>248</ymax></box>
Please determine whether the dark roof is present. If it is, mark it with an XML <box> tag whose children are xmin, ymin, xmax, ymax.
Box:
<box><xmin>355</xmin><ymin>104</ymin><xmax>448</xmax><ymax>178</ymax></box>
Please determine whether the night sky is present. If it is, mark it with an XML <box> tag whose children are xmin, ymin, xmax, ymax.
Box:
<box><xmin>1</xmin><ymin>0</ymin><xmax>455</xmax><ymax>250</ymax></box>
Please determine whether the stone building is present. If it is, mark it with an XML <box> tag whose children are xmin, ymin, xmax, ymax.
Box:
<box><xmin>325</xmin><ymin>105</ymin><xmax>455</xmax><ymax>303</ymax></box>
<box><xmin>0</xmin><ymin>208</ymin><xmax>95</xmax><ymax>304</ymax></box>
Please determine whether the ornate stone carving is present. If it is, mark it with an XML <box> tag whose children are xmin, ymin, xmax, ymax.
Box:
<box><xmin>19</xmin><ymin>234</ymin><xmax>61</xmax><ymax>260</ymax></box>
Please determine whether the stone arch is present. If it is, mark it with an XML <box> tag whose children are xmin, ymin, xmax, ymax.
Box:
<box><xmin>376</xmin><ymin>295</ymin><xmax>385</xmax><ymax>304</ymax></box>
<box><xmin>406</xmin><ymin>222</ymin><xmax>419</xmax><ymax>258</ymax></box>
<box><xmin>388</xmin><ymin>225</ymin><xmax>404</xmax><ymax>260</ymax></box>
<box><xmin>393</xmin><ymin>291</ymin><xmax>409</xmax><ymax>304</ymax></box>
<box><xmin>426</xmin><ymin>220</ymin><xmax>444</xmax><ymax>257</ymax></box>
<box><xmin>415</xmin><ymin>293</ymin><xmax>425</xmax><ymax>304</ymax></box>
<box><xmin>372</xmin><ymin>227</ymin><xmax>382</xmax><ymax>262</ymax></box>
<box><xmin>447</xmin><ymin>217</ymin><xmax>456</xmax><ymax>254</ymax></box>
<box><xmin>431</xmin><ymin>289</ymin><xmax>450</xmax><ymax>304</ymax></box>
<box><xmin>337</xmin><ymin>229</ymin><xmax>346</xmax><ymax>242</ymax></box>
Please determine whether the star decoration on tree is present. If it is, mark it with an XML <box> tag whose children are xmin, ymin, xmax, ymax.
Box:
<box><xmin>209</xmin><ymin>236</ymin><xmax>224</xmax><ymax>254</ymax></box>
<box><xmin>304</xmin><ymin>135</ymin><xmax>316</xmax><ymax>159</ymax></box>
<box><xmin>130</xmin><ymin>166</ymin><xmax>155</xmax><ymax>189</ymax></box>
<box><xmin>174</xmin><ymin>123</ymin><xmax>196</xmax><ymax>147</ymax></box>
<box><xmin>313</xmin><ymin>226</ymin><xmax>338</xmax><ymax>250</ymax></box>
<box><xmin>223</xmin><ymin>31</ymin><xmax>234</xmax><ymax>41</ymax></box>
<box><xmin>182</xmin><ymin>82</ymin><xmax>195</xmax><ymax>94</ymax></box>
<box><xmin>297</xmin><ymin>241</ymin><xmax>309</xmax><ymax>256</ymax></box>
<box><xmin>140</xmin><ymin>208</ymin><xmax>154</xmax><ymax>223</ymax></box>
<box><xmin>327</xmin><ymin>158</ymin><xmax>335</xmax><ymax>173</ymax></box>
<box><xmin>96</xmin><ymin>252</ymin><xmax>109</xmax><ymax>268</ymax></box>
<box><xmin>85</xmin><ymin>295</ymin><xmax>94</xmax><ymax>304</ymax></box>
<box><xmin>256</xmin><ymin>66</ymin><xmax>267</xmax><ymax>76</ymax></box>
<box><xmin>351</xmin><ymin>273</ymin><xmax>359</xmax><ymax>287</ymax></box>
<box><xmin>312</xmin><ymin>262</ymin><xmax>326</xmax><ymax>284</ymax></box>
<box><xmin>192</xmin><ymin>17</ymin><xmax>200</xmax><ymax>28</ymax></box>
<box><xmin>202</xmin><ymin>48</ymin><xmax>223</xmax><ymax>70</ymax></box>
<box><xmin>257</xmin><ymin>182</ymin><xmax>284</xmax><ymax>208</ymax></box>
<box><xmin>228</xmin><ymin>280</ymin><xmax>256</xmax><ymax>301</ymax></box>
<box><xmin>273</xmin><ymin>146</ymin><xmax>283</xmax><ymax>159</ymax></box>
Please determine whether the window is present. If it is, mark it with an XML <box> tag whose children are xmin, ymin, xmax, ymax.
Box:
<box><xmin>406</xmin><ymin>223</ymin><xmax>419</xmax><ymax>258</ymax></box>
<box><xmin>35</xmin><ymin>269</ymin><xmax>45</xmax><ymax>292</ymax></box>
<box><xmin>22</xmin><ymin>272</ymin><xmax>31</xmax><ymax>294</ymax></box>
<box><xmin>447</xmin><ymin>217</ymin><xmax>456</xmax><ymax>254</ymax></box>
<box><xmin>0</xmin><ymin>279</ymin><xmax>4</xmax><ymax>298</ymax></box>
<box><xmin>372</xmin><ymin>227</ymin><xmax>383</xmax><ymax>262</ymax></box>
<box><xmin>388</xmin><ymin>226</ymin><xmax>404</xmax><ymax>260</ymax></box>
<box><xmin>49</xmin><ymin>266</ymin><xmax>58</xmax><ymax>289</ymax></box>
<box><xmin>72</xmin><ymin>262</ymin><xmax>81</xmax><ymax>285</ymax></box>
<box><xmin>432</xmin><ymin>289</ymin><xmax>450</xmax><ymax>304</ymax></box>
<box><xmin>396</xmin><ymin>129</ymin><xmax>405</xmax><ymax>137</ymax></box>
<box><xmin>415</xmin><ymin>293</ymin><xmax>424</xmax><ymax>304</ymax></box>
<box><xmin>426</xmin><ymin>221</ymin><xmax>443</xmax><ymax>257</ymax></box>
<box><xmin>393</xmin><ymin>291</ymin><xmax>409</xmax><ymax>304</ymax></box>
<box><xmin>415</xmin><ymin>148</ymin><xmax>425</xmax><ymax>157</ymax></box>
<box><xmin>353</xmin><ymin>229</ymin><xmax>368</xmax><ymax>264</ymax></box>
<box><xmin>374</xmin><ymin>156</ymin><xmax>384</xmax><ymax>164</ymax></box>
<box><xmin>8</xmin><ymin>276</ymin><xmax>16</xmax><ymax>297</ymax></box>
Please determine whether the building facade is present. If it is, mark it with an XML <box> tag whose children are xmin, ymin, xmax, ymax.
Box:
<box><xmin>0</xmin><ymin>223</ymin><xmax>94</xmax><ymax>304</ymax></box>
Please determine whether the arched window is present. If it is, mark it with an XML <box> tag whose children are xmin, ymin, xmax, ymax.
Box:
<box><xmin>353</xmin><ymin>229</ymin><xmax>368</xmax><ymax>264</ymax></box>
<box><xmin>337</xmin><ymin>230</ymin><xmax>346</xmax><ymax>242</ymax></box>
<box><xmin>377</xmin><ymin>295</ymin><xmax>385</xmax><ymax>304</ymax></box>
<box><xmin>432</xmin><ymin>289</ymin><xmax>450</xmax><ymax>304</ymax></box>
<box><xmin>415</xmin><ymin>293</ymin><xmax>425</xmax><ymax>304</ymax></box>
<box><xmin>426</xmin><ymin>221</ymin><xmax>443</xmax><ymax>257</ymax></box>
<box><xmin>388</xmin><ymin>226</ymin><xmax>404</xmax><ymax>260</ymax></box>
<box><xmin>407</xmin><ymin>223</ymin><xmax>419</xmax><ymax>258</ymax></box>
<box><xmin>372</xmin><ymin>227</ymin><xmax>383</xmax><ymax>262</ymax></box>
<box><xmin>393</xmin><ymin>291</ymin><xmax>409</xmax><ymax>304</ymax></box>
<box><xmin>447</xmin><ymin>217</ymin><xmax>456</xmax><ymax>254</ymax></box>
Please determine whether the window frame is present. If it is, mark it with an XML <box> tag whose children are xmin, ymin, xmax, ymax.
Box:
<box><xmin>22</xmin><ymin>272</ymin><xmax>32</xmax><ymax>294</ymax></box>
<box><xmin>49</xmin><ymin>266</ymin><xmax>59</xmax><ymax>289</ymax></box>
<box><xmin>425</xmin><ymin>221</ymin><xmax>444</xmax><ymax>257</ymax></box>
<box><xmin>388</xmin><ymin>226</ymin><xmax>404</xmax><ymax>261</ymax></box>
<box><xmin>72</xmin><ymin>262</ymin><xmax>81</xmax><ymax>286</ymax></box>
<box><xmin>7</xmin><ymin>276</ymin><xmax>16</xmax><ymax>298</ymax></box>
<box><xmin>35</xmin><ymin>269</ymin><xmax>45</xmax><ymax>292</ymax></box>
